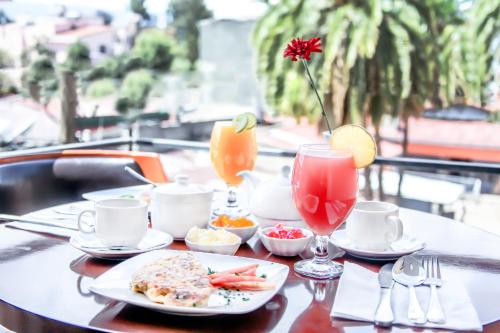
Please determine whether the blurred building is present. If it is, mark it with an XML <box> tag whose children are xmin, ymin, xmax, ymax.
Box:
<box><xmin>0</xmin><ymin>12</ymin><xmax>119</xmax><ymax>67</ymax></box>
<box><xmin>197</xmin><ymin>1</ymin><xmax>267</xmax><ymax>119</ymax></box>
<box><xmin>199</xmin><ymin>19</ymin><xmax>259</xmax><ymax>107</ymax></box>
<box><xmin>46</xmin><ymin>23</ymin><xmax>115</xmax><ymax>64</ymax></box>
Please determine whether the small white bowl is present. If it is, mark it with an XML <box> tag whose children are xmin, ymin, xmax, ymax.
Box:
<box><xmin>185</xmin><ymin>238</ymin><xmax>241</xmax><ymax>256</ymax></box>
<box><xmin>259</xmin><ymin>226</ymin><xmax>313</xmax><ymax>257</ymax></box>
<box><xmin>208</xmin><ymin>218</ymin><xmax>259</xmax><ymax>243</ymax></box>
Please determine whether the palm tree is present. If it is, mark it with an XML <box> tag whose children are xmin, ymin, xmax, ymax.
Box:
<box><xmin>439</xmin><ymin>0</ymin><xmax>499</xmax><ymax>105</ymax></box>
<box><xmin>253</xmin><ymin>0</ymin><xmax>493</xmax><ymax>128</ymax></box>
<box><xmin>472</xmin><ymin>0</ymin><xmax>500</xmax><ymax>78</ymax></box>
<box><xmin>252</xmin><ymin>0</ymin><xmax>491</xmax><ymax>200</ymax></box>
<box><xmin>253</xmin><ymin>0</ymin><xmax>434</xmax><ymax>199</ymax></box>
<box><xmin>253</xmin><ymin>1</ymin><xmax>464</xmax><ymax>129</ymax></box>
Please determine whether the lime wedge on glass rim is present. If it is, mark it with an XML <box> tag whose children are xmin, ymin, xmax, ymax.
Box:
<box><xmin>233</xmin><ymin>113</ymin><xmax>257</xmax><ymax>133</ymax></box>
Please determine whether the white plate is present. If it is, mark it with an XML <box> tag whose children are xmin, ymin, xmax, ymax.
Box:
<box><xmin>70</xmin><ymin>229</ymin><xmax>173</xmax><ymax>260</ymax></box>
<box><xmin>330</xmin><ymin>230</ymin><xmax>425</xmax><ymax>261</ymax></box>
<box><xmin>89</xmin><ymin>249</ymin><xmax>289</xmax><ymax>315</ymax></box>
<box><xmin>27</xmin><ymin>201</ymin><xmax>94</xmax><ymax>220</ymax></box>
<box><xmin>52</xmin><ymin>202</ymin><xmax>94</xmax><ymax>215</ymax></box>
<box><xmin>82</xmin><ymin>185</ymin><xmax>152</xmax><ymax>202</ymax></box>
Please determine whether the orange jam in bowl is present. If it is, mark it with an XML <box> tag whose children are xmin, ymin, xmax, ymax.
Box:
<box><xmin>212</xmin><ymin>215</ymin><xmax>255</xmax><ymax>228</ymax></box>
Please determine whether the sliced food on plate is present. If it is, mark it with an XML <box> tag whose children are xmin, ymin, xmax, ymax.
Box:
<box><xmin>130</xmin><ymin>252</ymin><xmax>276</xmax><ymax>308</ymax></box>
<box><xmin>131</xmin><ymin>252</ymin><xmax>213</xmax><ymax>307</ymax></box>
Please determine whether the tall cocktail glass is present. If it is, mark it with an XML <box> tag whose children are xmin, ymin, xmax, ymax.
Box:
<box><xmin>291</xmin><ymin>144</ymin><xmax>358</xmax><ymax>279</ymax></box>
<box><xmin>210</xmin><ymin>121</ymin><xmax>257</xmax><ymax>217</ymax></box>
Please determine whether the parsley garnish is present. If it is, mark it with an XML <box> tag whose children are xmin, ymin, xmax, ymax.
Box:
<box><xmin>207</xmin><ymin>267</ymin><xmax>216</xmax><ymax>275</ymax></box>
<box><xmin>192</xmin><ymin>303</ymin><xmax>197</xmax><ymax>307</ymax></box>
<box><xmin>259</xmin><ymin>274</ymin><xmax>267</xmax><ymax>279</ymax></box>
<box><xmin>242</xmin><ymin>297</ymin><xmax>250</xmax><ymax>301</ymax></box>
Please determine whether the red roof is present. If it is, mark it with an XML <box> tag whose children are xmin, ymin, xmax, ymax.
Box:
<box><xmin>381</xmin><ymin>118</ymin><xmax>500</xmax><ymax>162</ymax></box>
<box><xmin>56</xmin><ymin>25</ymin><xmax>112</xmax><ymax>38</ymax></box>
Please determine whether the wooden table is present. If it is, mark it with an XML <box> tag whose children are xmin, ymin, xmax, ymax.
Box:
<box><xmin>1</xmin><ymin>208</ymin><xmax>500</xmax><ymax>333</ymax></box>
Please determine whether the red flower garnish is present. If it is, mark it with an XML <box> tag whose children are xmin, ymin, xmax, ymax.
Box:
<box><xmin>283</xmin><ymin>37</ymin><xmax>322</xmax><ymax>61</ymax></box>
<box><xmin>282</xmin><ymin>36</ymin><xmax>333</xmax><ymax>133</ymax></box>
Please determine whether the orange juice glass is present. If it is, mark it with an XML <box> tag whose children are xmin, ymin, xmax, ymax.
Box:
<box><xmin>210</xmin><ymin>121</ymin><xmax>257</xmax><ymax>217</ymax></box>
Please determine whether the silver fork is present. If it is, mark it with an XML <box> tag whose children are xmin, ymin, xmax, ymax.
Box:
<box><xmin>423</xmin><ymin>256</ymin><xmax>445</xmax><ymax>324</ymax></box>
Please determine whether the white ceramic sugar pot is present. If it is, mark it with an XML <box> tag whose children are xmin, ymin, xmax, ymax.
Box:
<box><xmin>151</xmin><ymin>175</ymin><xmax>213</xmax><ymax>239</ymax></box>
<box><xmin>238</xmin><ymin>166</ymin><xmax>305</xmax><ymax>228</ymax></box>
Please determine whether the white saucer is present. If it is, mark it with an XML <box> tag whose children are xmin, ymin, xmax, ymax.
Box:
<box><xmin>330</xmin><ymin>230</ymin><xmax>425</xmax><ymax>261</ymax></box>
<box><xmin>70</xmin><ymin>229</ymin><xmax>173</xmax><ymax>260</ymax></box>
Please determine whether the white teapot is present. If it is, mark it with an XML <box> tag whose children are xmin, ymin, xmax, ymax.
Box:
<box><xmin>238</xmin><ymin>166</ymin><xmax>305</xmax><ymax>228</ymax></box>
<box><xmin>151</xmin><ymin>175</ymin><xmax>213</xmax><ymax>239</ymax></box>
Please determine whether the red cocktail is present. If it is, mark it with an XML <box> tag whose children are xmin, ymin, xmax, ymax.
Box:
<box><xmin>292</xmin><ymin>144</ymin><xmax>358</xmax><ymax>279</ymax></box>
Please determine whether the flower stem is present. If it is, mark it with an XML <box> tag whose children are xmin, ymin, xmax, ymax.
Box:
<box><xmin>301</xmin><ymin>59</ymin><xmax>332</xmax><ymax>134</ymax></box>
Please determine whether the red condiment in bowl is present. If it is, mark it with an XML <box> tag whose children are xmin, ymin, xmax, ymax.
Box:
<box><xmin>265</xmin><ymin>224</ymin><xmax>306</xmax><ymax>240</ymax></box>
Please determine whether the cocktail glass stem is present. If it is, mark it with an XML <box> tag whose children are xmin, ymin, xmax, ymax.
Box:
<box><xmin>293</xmin><ymin>234</ymin><xmax>343</xmax><ymax>279</ymax></box>
<box><xmin>227</xmin><ymin>186</ymin><xmax>238</xmax><ymax>207</ymax></box>
<box><xmin>313</xmin><ymin>235</ymin><xmax>330</xmax><ymax>265</ymax></box>
<box><xmin>213</xmin><ymin>185</ymin><xmax>249</xmax><ymax>218</ymax></box>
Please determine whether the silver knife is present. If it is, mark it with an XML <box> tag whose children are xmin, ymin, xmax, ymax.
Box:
<box><xmin>374</xmin><ymin>263</ymin><xmax>395</xmax><ymax>327</ymax></box>
<box><xmin>0</xmin><ymin>214</ymin><xmax>78</xmax><ymax>231</ymax></box>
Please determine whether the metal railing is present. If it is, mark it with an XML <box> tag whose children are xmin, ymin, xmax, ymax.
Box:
<box><xmin>138</xmin><ymin>137</ymin><xmax>500</xmax><ymax>174</ymax></box>
<box><xmin>1</xmin><ymin>136</ymin><xmax>500</xmax><ymax>174</ymax></box>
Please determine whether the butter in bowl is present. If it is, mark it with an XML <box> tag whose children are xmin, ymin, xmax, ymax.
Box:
<box><xmin>185</xmin><ymin>227</ymin><xmax>241</xmax><ymax>255</ymax></box>
<box><xmin>259</xmin><ymin>224</ymin><xmax>313</xmax><ymax>257</ymax></box>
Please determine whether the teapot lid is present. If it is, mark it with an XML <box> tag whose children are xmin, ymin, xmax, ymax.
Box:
<box><xmin>155</xmin><ymin>175</ymin><xmax>211</xmax><ymax>195</ymax></box>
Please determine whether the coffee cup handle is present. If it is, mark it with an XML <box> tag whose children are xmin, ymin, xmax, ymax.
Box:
<box><xmin>385</xmin><ymin>215</ymin><xmax>403</xmax><ymax>243</ymax></box>
<box><xmin>77</xmin><ymin>210</ymin><xmax>96</xmax><ymax>234</ymax></box>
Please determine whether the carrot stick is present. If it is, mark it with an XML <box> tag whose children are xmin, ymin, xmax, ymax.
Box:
<box><xmin>208</xmin><ymin>264</ymin><xmax>259</xmax><ymax>279</ymax></box>
<box><xmin>218</xmin><ymin>281</ymin><xmax>275</xmax><ymax>291</ymax></box>
<box><xmin>211</xmin><ymin>275</ymin><xmax>265</xmax><ymax>285</ymax></box>
<box><xmin>208</xmin><ymin>273</ymin><xmax>231</xmax><ymax>280</ymax></box>
<box><xmin>240</xmin><ymin>267</ymin><xmax>257</xmax><ymax>276</ymax></box>
<box><xmin>219</xmin><ymin>264</ymin><xmax>258</xmax><ymax>275</ymax></box>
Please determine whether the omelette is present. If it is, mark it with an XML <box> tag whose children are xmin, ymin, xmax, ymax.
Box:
<box><xmin>131</xmin><ymin>253</ymin><xmax>213</xmax><ymax>307</ymax></box>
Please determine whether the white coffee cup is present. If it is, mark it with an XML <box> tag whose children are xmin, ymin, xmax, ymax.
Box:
<box><xmin>77</xmin><ymin>198</ymin><xmax>148</xmax><ymax>247</ymax></box>
<box><xmin>346</xmin><ymin>201</ymin><xmax>403</xmax><ymax>251</ymax></box>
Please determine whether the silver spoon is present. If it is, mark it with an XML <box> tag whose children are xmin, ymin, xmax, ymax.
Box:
<box><xmin>393</xmin><ymin>255</ymin><xmax>427</xmax><ymax>324</ymax></box>
<box><xmin>124</xmin><ymin>166</ymin><xmax>158</xmax><ymax>187</ymax></box>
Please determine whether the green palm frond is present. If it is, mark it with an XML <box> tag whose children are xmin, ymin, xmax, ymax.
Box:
<box><xmin>252</xmin><ymin>0</ymin><xmax>495</xmax><ymax>126</ymax></box>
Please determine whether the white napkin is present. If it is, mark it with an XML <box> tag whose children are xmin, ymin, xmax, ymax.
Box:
<box><xmin>331</xmin><ymin>262</ymin><xmax>482</xmax><ymax>331</ymax></box>
<box><xmin>6</xmin><ymin>222</ymin><xmax>76</xmax><ymax>238</ymax></box>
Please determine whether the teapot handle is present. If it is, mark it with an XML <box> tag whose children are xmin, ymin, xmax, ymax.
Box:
<box><xmin>237</xmin><ymin>170</ymin><xmax>259</xmax><ymax>187</ymax></box>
